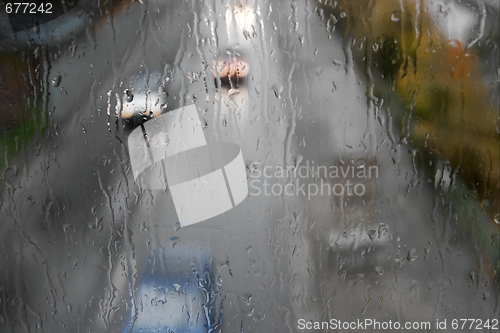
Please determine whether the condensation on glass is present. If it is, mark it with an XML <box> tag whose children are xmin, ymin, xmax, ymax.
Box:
<box><xmin>0</xmin><ymin>0</ymin><xmax>498</xmax><ymax>332</ymax></box>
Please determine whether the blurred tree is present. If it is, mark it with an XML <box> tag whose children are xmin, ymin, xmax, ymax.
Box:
<box><xmin>317</xmin><ymin>0</ymin><xmax>499</xmax><ymax>278</ymax></box>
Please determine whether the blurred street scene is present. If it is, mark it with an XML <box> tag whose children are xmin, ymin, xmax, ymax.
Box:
<box><xmin>0</xmin><ymin>0</ymin><xmax>498</xmax><ymax>332</ymax></box>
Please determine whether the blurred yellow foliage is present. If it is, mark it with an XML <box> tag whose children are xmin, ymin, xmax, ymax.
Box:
<box><xmin>319</xmin><ymin>0</ymin><xmax>499</xmax><ymax>222</ymax></box>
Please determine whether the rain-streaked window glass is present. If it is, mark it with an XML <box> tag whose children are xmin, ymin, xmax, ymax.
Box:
<box><xmin>0</xmin><ymin>0</ymin><xmax>498</xmax><ymax>332</ymax></box>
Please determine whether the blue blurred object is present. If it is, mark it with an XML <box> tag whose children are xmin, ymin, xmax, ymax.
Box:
<box><xmin>122</xmin><ymin>242</ymin><xmax>217</xmax><ymax>333</ymax></box>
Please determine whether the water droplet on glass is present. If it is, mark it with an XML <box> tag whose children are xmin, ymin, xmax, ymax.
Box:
<box><xmin>124</xmin><ymin>89</ymin><xmax>134</xmax><ymax>102</ymax></box>
<box><xmin>158</xmin><ymin>85</ymin><xmax>168</xmax><ymax>98</ymax></box>
<box><xmin>228</xmin><ymin>88</ymin><xmax>239</xmax><ymax>97</ymax></box>
<box><xmin>378</xmin><ymin>223</ymin><xmax>389</xmax><ymax>238</ymax></box>
<box><xmin>469</xmin><ymin>271</ymin><xmax>476</xmax><ymax>282</ymax></box>
<box><xmin>391</xmin><ymin>11</ymin><xmax>401</xmax><ymax>22</ymax></box>
<box><xmin>375</xmin><ymin>266</ymin><xmax>384</xmax><ymax>276</ymax></box>
<box><xmin>367</xmin><ymin>229</ymin><xmax>377</xmax><ymax>241</ymax></box>
<box><xmin>52</xmin><ymin>75</ymin><xmax>62</xmax><ymax>87</ymax></box>
<box><xmin>406</xmin><ymin>248</ymin><xmax>418</xmax><ymax>261</ymax></box>
<box><xmin>242</xmin><ymin>293</ymin><xmax>252</xmax><ymax>305</ymax></box>
<box><xmin>271</xmin><ymin>84</ymin><xmax>283</xmax><ymax>99</ymax></box>
<box><xmin>172</xmin><ymin>283</ymin><xmax>181</xmax><ymax>294</ymax></box>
